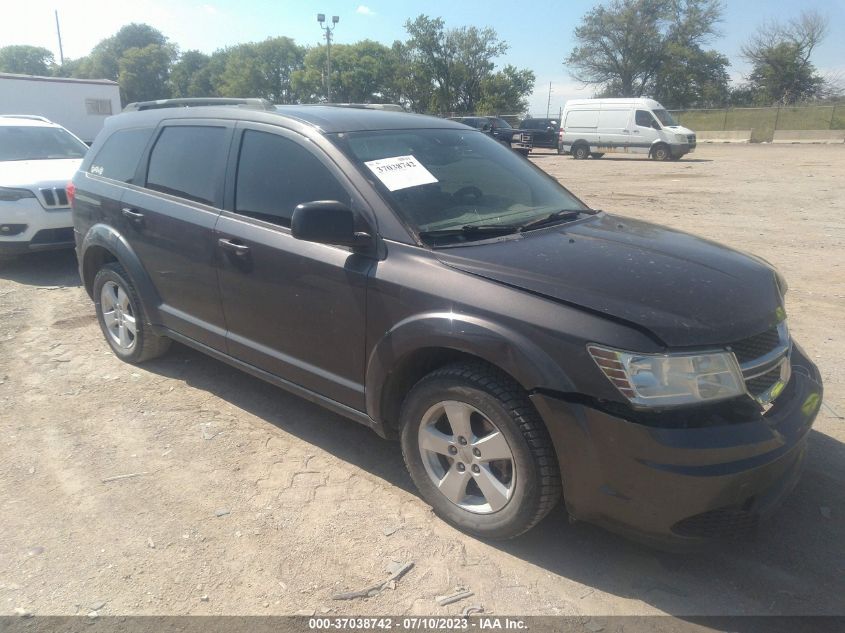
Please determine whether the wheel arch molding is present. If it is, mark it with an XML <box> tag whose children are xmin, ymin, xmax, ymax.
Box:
<box><xmin>79</xmin><ymin>224</ymin><xmax>161</xmax><ymax>323</ymax></box>
<box><xmin>365</xmin><ymin>311</ymin><xmax>575</xmax><ymax>433</ymax></box>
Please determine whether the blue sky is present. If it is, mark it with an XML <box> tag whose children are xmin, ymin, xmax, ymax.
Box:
<box><xmin>4</xmin><ymin>0</ymin><xmax>845</xmax><ymax>114</ymax></box>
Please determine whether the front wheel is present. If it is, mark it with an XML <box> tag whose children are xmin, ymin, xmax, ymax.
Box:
<box><xmin>518</xmin><ymin>148</ymin><xmax>530</xmax><ymax>157</ymax></box>
<box><xmin>400</xmin><ymin>363</ymin><xmax>561</xmax><ymax>539</ymax></box>
<box><xmin>651</xmin><ymin>144</ymin><xmax>671</xmax><ymax>161</ymax></box>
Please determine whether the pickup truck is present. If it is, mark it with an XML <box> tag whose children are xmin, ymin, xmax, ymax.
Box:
<box><xmin>449</xmin><ymin>116</ymin><xmax>532</xmax><ymax>155</ymax></box>
<box><xmin>517</xmin><ymin>117</ymin><xmax>560</xmax><ymax>153</ymax></box>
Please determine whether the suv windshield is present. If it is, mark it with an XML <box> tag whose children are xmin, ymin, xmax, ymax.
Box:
<box><xmin>492</xmin><ymin>118</ymin><xmax>512</xmax><ymax>129</ymax></box>
<box><xmin>0</xmin><ymin>126</ymin><xmax>88</xmax><ymax>161</ymax></box>
<box><xmin>333</xmin><ymin>128</ymin><xmax>586</xmax><ymax>245</ymax></box>
<box><xmin>652</xmin><ymin>109</ymin><xmax>677</xmax><ymax>127</ymax></box>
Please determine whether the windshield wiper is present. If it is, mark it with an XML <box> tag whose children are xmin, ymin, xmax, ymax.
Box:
<box><xmin>419</xmin><ymin>224</ymin><xmax>522</xmax><ymax>242</ymax></box>
<box><xmin>516</xmin><ymin>209</ymin><xmax>582</xmax><ymax>232</ymax></box>
<box><xmin>419</xmin><ymin>210</ymin><xmax>586</xmax><ymax>244</ymax></box>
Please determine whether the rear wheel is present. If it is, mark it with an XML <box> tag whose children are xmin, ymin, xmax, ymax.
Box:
<box><xmin>93</xmin><ymin>262</ymin><xmax>170</xmax><ymax>364</ymax></box>
<box><xmin>400</xmin><ymin>363</ymin><xmax>561</xmax><ymax>539</ymax></box>
<box><xmin>572</xmin><ymin>144</ymin><xmax>590</xmax><ymax>160</ymax></box>
<box><xmin>652</xmin><ymin>144</ymin><xmax>671</xmax><ymax>161</ymax></box>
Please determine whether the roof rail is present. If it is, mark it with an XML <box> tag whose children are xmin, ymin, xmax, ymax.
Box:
<box><xmin>0</xmin><ymin>114</ymin><xmax>52</xmax><ymax>123</ymax></box>
<box><xmin>122</xmin><ymin>98</ymin><xmax>275</xmax><ymax>112</ymax></box>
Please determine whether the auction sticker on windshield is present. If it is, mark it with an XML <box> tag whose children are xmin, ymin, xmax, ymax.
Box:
<box><xmin>364</xmin><ymin>155</ymin><xmax>438</xmax><ymax>191</ymax></box>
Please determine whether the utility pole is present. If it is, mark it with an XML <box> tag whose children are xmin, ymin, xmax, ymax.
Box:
<box><xmin>546</xmin><ymin>82</ymin><xmax>552</xmax><ymax>118</ymax></box>
<box><xmin>54</xmin><ymin>10</ymin><xmax>64</xmax><ymax>66</ymax></box>
<box><xmin>317</xmin><ymin>13</ymin><xmax>339</xmax><ymax>102</ymax></box>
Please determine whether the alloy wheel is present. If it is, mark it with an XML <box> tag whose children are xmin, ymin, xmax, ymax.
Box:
<box><xmin>417</xmin><ymin>400</ymin><xmax>516</xmax><ymax>514</ymax></box>
<box><xmin>100</xmin><ymin>280</ymin><xmax>137</xmax><ymax>351</ymax></box>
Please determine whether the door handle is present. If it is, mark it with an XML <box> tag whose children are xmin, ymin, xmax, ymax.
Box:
<box><xmin>121</xmin><ymin>207</ymin><xmax>144</xmax><ymax>220</ymax></box>
<box><xmin>218</xmin><ymin>238</ymin><xmax>250</xmax><ymax>256</ymax></box>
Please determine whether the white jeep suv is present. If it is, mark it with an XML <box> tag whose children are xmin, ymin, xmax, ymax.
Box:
<box><xmin>0</xmin><ymin>115</ymin><xmax>88</xmax><ymax>257</ymax></box>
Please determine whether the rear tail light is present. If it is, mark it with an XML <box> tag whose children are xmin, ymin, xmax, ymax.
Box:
<box><xmin>66</xmin><ymin>182</ymin><xmax>75</xmax><ymax>206</ymax></box>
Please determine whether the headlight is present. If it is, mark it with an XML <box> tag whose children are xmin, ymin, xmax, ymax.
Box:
<box><xmin>588</xmin><ymin>345</ymin><xmax>745</xmax><ymax>407</ymax></box>
<box><xmin>0</xmin><ymin>187</ymin><xmax>35</xmax><ymax>202</ymax></box>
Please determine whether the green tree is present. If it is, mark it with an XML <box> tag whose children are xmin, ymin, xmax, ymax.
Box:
<box><xmin>477</xmin><ymin>65</ymin><xmax>536</xmax><ymax>114</ymax></box>
<box><xmin>119</xmin><ymin>44</ymin><xmax>172</xmax><ymax>102</ymax></box>
<box><xmin>741</xmin><ymin>10</ymin><xmax>830</xmax><ymax>104</ymax></box>
<box><xmin>169</xmin><ymin>50</ymin><xmax>212</xmax><ymax>97</ymax></box>
<box><xmin>84</xmin><ymin>23</ymin><xmax>171</xmax><ymax>81</ymax></box>
<box><xmin>565</xmin><ymin>0</ymin><xmax>726</xmax><ymax>106</ymax></box>
<box><xmin>292</xmin><ymin>40</ymin><xmax>400</xmax><ymax>103</ymax></box>
<box><xmin>216</xmin><ymin>37</ymin><xmax>304</xmax><ymax>102</ymax></box>
<box><xmin>0</xmin><ymin>45</ymin><xmax>55</xmax><ymax>75</ymax></box>
<box><xmin>652</xmin><ymin>45</ymin><xmax>729</xmax><ymax>108</ymax></box>
<box><xmin>403</xmin><ymin>15</ymin><xmax>457</xmax><ymax>113</ymax></box>
<box><xmin>403</xmin><ymin>15</ymin><xmax>529</xmax><ymax>114</ymax></box>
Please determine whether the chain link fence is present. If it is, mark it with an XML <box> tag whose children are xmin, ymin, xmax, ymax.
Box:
<box><xmin>668</xmin><ymin>104</ymin><xmax>845</xmax><ymax>142</ymax></box>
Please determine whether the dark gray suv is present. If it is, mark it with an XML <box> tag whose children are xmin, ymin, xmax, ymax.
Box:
<box><xmin>71</xmin><ymin>101</ymin><xmax>822</xmax><ymax>544</ymax></box>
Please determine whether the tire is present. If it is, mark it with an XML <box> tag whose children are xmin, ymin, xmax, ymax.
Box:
<box><xmin>518</xmin><ymin>149</ymin><xmax>530</xmax><ymax>157</ymax></box>
<box><xmin>651</xmin><ymin>144</ymin><xmax>671</xmax><ymax>161</ymax></box>
<box><xmin>400</xmin><ymin>362</ymin><xmax>561</xmax><ymax>540</ymax></box>
<box><xmin>591</xmin><ymin>152</ymin><xmax>605</xmax><ymax>159</ymax></box>
<box><xmin>572</xmin><ymin>144</ymin><xmax>590</xmax><ymax>160</ymax></box>
<box><xmin>93</xmin><ymin>262</ymin><xmax>170</xmax><ymax>364</ymax></box>
<box><xmin>557</xmin><ymin>144</ymin><xmax>564</xmax><ymax>155</ymax></box>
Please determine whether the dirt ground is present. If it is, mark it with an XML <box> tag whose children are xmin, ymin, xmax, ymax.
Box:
<box><xmin>1</xmin><ymin>144</ymin><xmax>843</xmax><ymax>621</ymax></box>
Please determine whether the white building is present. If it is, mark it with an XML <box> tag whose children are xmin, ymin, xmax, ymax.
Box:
<box><xmin>0</xmin><ymin>72</ymin><xmax>121</xmax><ymax>144</ymax></box>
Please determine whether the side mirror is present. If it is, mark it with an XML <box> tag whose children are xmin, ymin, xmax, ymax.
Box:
<box><xmin>291</xmin><ymin>201</ymin><xmax>370</xmax><ymax>247</ymax></box>
<box><xmin>481</xmin><ymin>123</ymin><xmax>492</xmax><ymax>132</ymax></box>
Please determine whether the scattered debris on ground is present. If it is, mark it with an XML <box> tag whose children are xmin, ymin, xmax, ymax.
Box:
<box><xmin>332</xmin><ymin>561</ymin><xmax>414</xmax><ymax>600</ymax></box>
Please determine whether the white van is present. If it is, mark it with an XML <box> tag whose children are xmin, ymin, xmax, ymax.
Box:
<box><xmin>559</xmin><ymin>98</ymin><xmax>696</xmax><ymax>160</ymax></box>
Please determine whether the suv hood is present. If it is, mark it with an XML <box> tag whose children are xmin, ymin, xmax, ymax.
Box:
<box><xmin>436</xmin><ymin>213</ymin><xmax>783</xmax><ymax>347</ymax></box>
<box><xmin>0</xmin><ymin>158</ymin><xmax>82</xmax><ymax>188</ymax></box>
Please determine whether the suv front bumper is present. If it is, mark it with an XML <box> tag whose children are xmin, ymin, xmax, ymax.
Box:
<box><xmin>531</xmin><ymin>342</ymin><xmax>822</xmax><ymax>547</ymax></box>
<box><xmin>0</xmin><ymin>199</ymin><xmax>74</xmax><ymax>255</ymax></box>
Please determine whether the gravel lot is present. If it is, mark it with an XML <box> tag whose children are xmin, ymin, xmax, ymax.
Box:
<box><xmin>1</xmin><ymin>144</ymin><xmax>843</xmax><ymax>621</ymax></box>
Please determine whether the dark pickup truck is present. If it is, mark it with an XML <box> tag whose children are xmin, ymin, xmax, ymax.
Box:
<box><xmin>518</xmin><ymin>117</ymin><xmax>560</xmax><ymax>153</ymax></box>
<box><xmin>449</xmin><ymin>116</ymin><xmax>532</xmax><ymax>155</ymax></box>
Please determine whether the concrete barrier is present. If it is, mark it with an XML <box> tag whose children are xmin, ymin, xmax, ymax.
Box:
<box><xmin>772</xmin><ymin>130</ymin><xmax>845</xmax><ymax>144</ymax></box>
<box><xmin>696</xmin><ymin>130</ymin><xmax>753</xmax><ymax>143</ymax></box>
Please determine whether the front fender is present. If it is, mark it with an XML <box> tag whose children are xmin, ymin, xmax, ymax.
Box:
<box><xmin>79</xmin><ymin>223</ymin><xmax>162</xmax><ymax>323</ymax></box>
<box><xmin>365</xmin><ymin>310</ymin><xmax>573</xmax><ymax>423</ymax></box>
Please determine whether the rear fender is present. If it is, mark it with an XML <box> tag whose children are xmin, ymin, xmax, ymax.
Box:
<box><xmin>79</xmin><ymin>223</ymin><xmax>162</xmax><ymax>324</ymax></box>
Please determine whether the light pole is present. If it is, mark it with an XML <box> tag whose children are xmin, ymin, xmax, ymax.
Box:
<box><xmin>317</xmin><ymin>13</ymin><xmax>339</xmax><ymax>102</ymax></box>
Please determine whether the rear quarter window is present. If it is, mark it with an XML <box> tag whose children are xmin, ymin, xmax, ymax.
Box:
<box><xmin>88</xmin><ymin>127</ymin><xmax>154</xmax><ymax>183</ymax></box>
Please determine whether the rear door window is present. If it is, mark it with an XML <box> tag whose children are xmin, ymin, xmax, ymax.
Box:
<box><xmin>145</xmin><ymin>126</ymin><xmax>229</xmax><ymax>206</ymax></box>
<box><xmin>89</xmin><ymin>128</ymin><xmax>154</xmax><ymax>183</ymax></box>
<box><xmin>233</xmin><ymin>130</ymin><xmax>350</xmax><ymax>227</ymax></box>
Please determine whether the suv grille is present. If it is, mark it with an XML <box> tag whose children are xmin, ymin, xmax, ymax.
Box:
<box><xmin>746</xmin><ymin>366</ymin><xmax>783</xmax><ymax>397</ymax></box>
<box><xmin>38</xmin><ymin>187</ymin><xmax>69</xmax><ymax>209</ymax></box>
<box><xmin>730</xmin><ymin>322</ymin><xmax>791</xmax><ymax>405</ymax></box>
<box><xmin>729</xmin><ymin>326</ymin><xmax>781</xmax><ymax>364</ymax></box>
